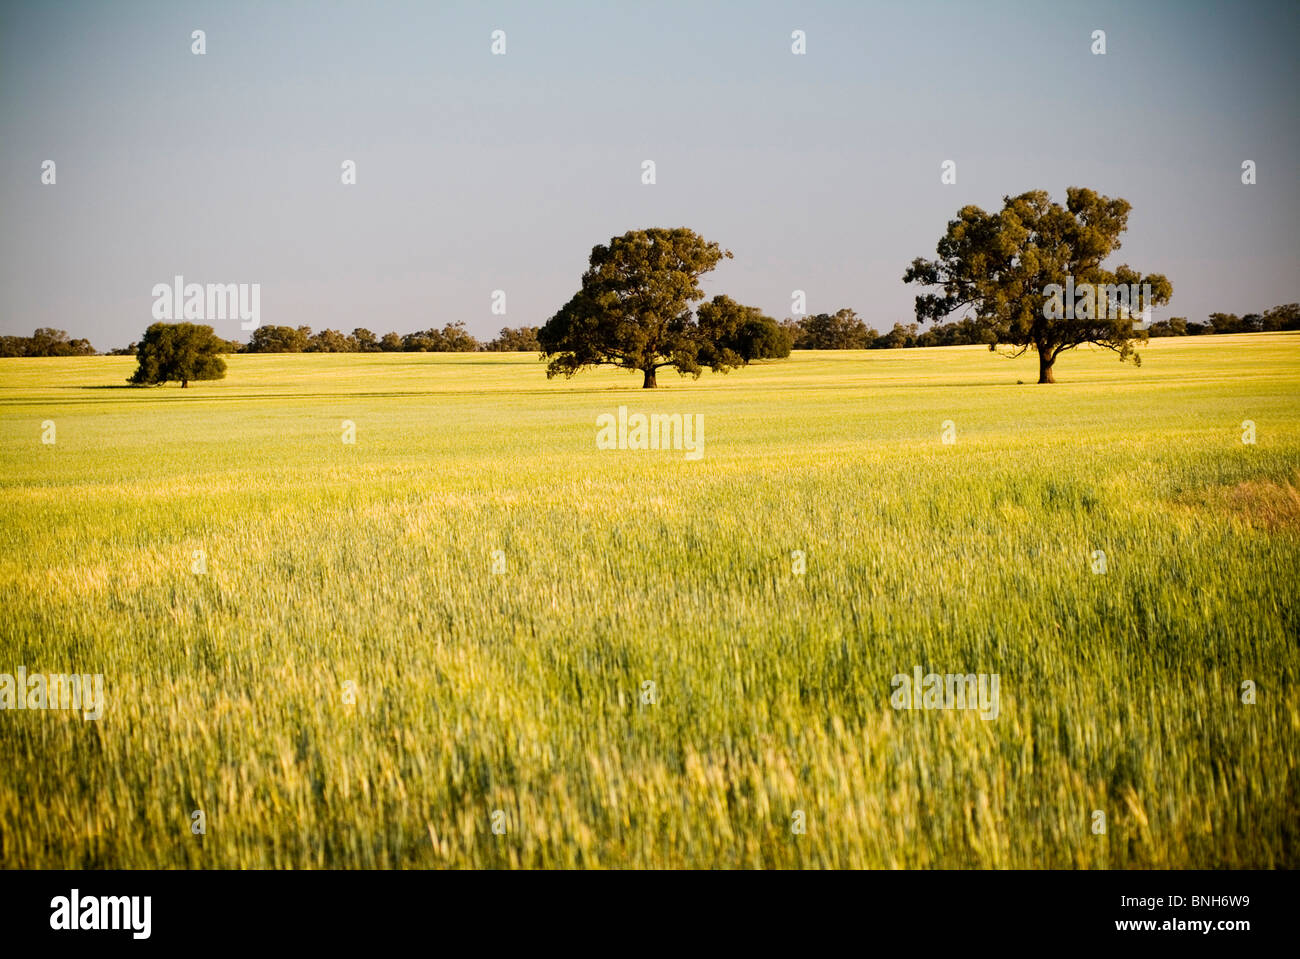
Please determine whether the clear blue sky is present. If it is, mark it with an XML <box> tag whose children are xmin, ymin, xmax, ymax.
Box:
<box><xmin>1</xmin><ymin>0</ymin><xmax>1296</xmax><ymax>349</ymax></box>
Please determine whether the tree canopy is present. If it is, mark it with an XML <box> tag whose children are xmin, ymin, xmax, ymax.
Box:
<box><xmin>903</xmin><ymin>188</ymin><xmax>1172</xmax><ymax>382</ymax></box>
<box><xmin>128</xmin><ymin>322</ymin><xmax>227</xmax><ymax>388</ymax></box>
<box><xmin>789</xmin><ymin>309</ymin><xmax>877</xmax><ymax>349</ymax></box>
<box><xmin>0</xmin><ymin>328</ymin><xmax>96</xmax><ymax>357</ymax></box>
<box><xmin>538</xmin><ymin>227</ymin><xmax>787</xmax><ymax>387</ymax></box>
<box><xmin>483</xmin><ymin>326</ymin><xmax>541</xmax><ymax>352</ymax></box>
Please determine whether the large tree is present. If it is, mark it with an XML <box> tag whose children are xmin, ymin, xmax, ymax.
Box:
<box><xmin>903</xmin><ymin>188</ymin><xmax>1172</xmax><ymax>382</ymax></box>
<box><xmin>538</xmin><ymin>227</ymin><xmax>785</xmax><ymax>387</ymax></box>
<box><xmin>128</xmin><ymin>322</ymin><xmax>227</xmax><ymax>388</ymax></box>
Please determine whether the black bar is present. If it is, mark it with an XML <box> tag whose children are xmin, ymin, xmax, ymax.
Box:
<box><xmin>0</xmin><ymin>869</ymin><xmax>1284</xmax><ymax>947</ymax></box>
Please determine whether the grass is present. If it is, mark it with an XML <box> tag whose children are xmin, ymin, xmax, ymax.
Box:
<box><xmin>1</xmin><ymin>333</ymin><xmax>1297</xmax><ymax>868</ymax></box>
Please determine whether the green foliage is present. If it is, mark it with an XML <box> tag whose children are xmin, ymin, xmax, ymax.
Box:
<box><xmin>0</xmin><ymin>328</ymin><xmax>96</xmax><ymax>357</ymax></box>
<box><xmin>696</xmin><ymin>295</ymin><xmax>789</xmax><ymax>365</ymax></box>
<box><xmin>904</xmin><ymin>188</ymin><xmax>1173</xmax><ymax>381</ymax></box>
<box><xmin>1189</xmin><ymin>305</ymin><xmax>1300</xmax><ymax>335</ymax></box>
<box><xmin>538</xmin><ymin>227</ymin><xmax>780</xmax><ymax>387</ymax></box>
<box><xmin>351</xmin><ymin>328</ymin><xmax>379</xmax><ymax>352</ymax></box>
<box><xmin>127</xmin><ymin>322</ymin><xmax>227</xmax><ymax>387</ymax></box>
<box><xmin>792</xmin><ymin>309</ymin><xmax>878</xmax><ymax>349</ymax></box>
<box><xmin>438</xmin><ymin>321</ymin><xmax>479</xmax><ymax>352</ymax></box>
<box><xmin>247</xmin><ymin>325</ymin><xmax>310</xmax><ymax>353</ymax></box>
<box><xmin>876</xmin><ymin>322</ymin><xmax>919</xmax><ymax>349</ymax></box>
<box><xmin>484</xmin><ymin>326</ymin><xmax>542</xmax><ymax>352</ymax></box>
<box><xmin>305</xmin><ymin>329</ymin><xmax>356</xmax><ymax>353</ymax></box>
<box><xmin>786</xmin><ymin>313</ymin><xmax>994</xmax><ymax>351</ymax></box>
<box><xmin>914</xmin><ymin>317</ymin><xmax>991</xmax><ymax>348</ymax></box>
<box><xmin>402</xmin><ymin>322</ymin><xmax>479</xmax><ymax>353</ymax></box>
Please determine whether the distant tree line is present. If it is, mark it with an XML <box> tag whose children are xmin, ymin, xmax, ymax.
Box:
<box><xmin>239</xmin><ymin>323</ymin><xmax>541</xmax><ymax>353</ymax></box>
<box><xmin>1146</xmin><ymin>305</ymin><xmax>1299</xmax><ymax>336</ymax></box>
<box><xmin>780</xmin><ymin>303</ymin><xmax>1300</xmax><ymax>350</ymax></box>
<box><xmin>780</xmin><ymin>310</ymin><xmax>991</xmax><ymax>350</ymax></box>
<box><xmin>0</xmin><ymin>328</ymin><xmax>97</xmax><ymax>357</ymax></box>
<box><xmin>4</xmin><ymin>305</ymin><xmax>1298</xmax><ymax>359</ymax></box>
<box><xmin>1</xmin><ymin>324</ymin><xmax>543</xmax><ymax>356</ymax></box>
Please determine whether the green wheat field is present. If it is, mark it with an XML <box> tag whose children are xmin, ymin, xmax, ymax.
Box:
<box><xmin>1</xmin><ymin>333</ymin><xmax>1297</xmax><ymax>868</ymax></box>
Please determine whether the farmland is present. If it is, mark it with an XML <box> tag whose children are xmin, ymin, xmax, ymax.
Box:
<box><xmin>0</xmin><ymin>334</ymin><xmax>1297</xmax><ymax>868</ymax></box>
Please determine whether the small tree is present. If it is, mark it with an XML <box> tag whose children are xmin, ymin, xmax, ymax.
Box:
<box><xmin>904</xmin><ymin>188</ymin><xmax>1171</xmax><ymax>382</ymax></box>
<box><xmin>128</xmin><ymin>322</ymin><xmax>227</xmax><ymax>388</ymax></box>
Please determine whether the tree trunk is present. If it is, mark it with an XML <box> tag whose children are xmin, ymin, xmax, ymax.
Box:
<box><xmin>1037</xmin><ymin>349</ymin><xmax>1055</xmax><ymax>384</ymax></box>
<box><xmin>181</xmin><ymin>379</ymin><xmax>189</xmax><ymax>389</ymax></box>
<box><xmin>642</xmin><ymin>368</ymin><xmax>657</xmax><ymax>388</ymax></box>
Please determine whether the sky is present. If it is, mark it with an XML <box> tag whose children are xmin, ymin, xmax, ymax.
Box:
<box><xmin>1</xmin><ymin>0</ymin><xmax>1297</xmax><ymax>350</ymax></box>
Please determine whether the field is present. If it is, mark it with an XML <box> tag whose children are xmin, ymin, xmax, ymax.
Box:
<box><xmin>1</xmin><ymin>334</ymin><xmax>1297</xmax><ymax>868</ymax></box>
